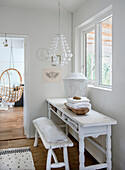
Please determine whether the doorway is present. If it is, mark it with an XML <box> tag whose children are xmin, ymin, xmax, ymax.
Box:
<box><xmin>0</xmin><ymin>35</ymin><xmax>25</xmax><ymax>140</ymax></box>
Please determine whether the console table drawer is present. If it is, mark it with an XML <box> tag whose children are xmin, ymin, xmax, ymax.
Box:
<box><xmin>83</xmin><ymin>126</ymin><xmax>107</xmax><ymax>136</ymax></box>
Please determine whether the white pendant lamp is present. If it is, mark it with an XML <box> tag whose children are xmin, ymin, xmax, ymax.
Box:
<box><xmin>46</xmin><ymin>2</ymin><xmax>73</xmax><ymax>66</ymax></box>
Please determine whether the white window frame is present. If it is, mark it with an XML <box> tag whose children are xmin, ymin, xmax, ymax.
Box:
<box><xmin>81</xmin><ymin>9</ymin><xmax>112</xmax><ymax>89</ymax></box>
<box><xmin>98</xmin><ymin>15</ymin><xmax>112</xmax><ymax>87</ymax></box>
<box><xmin>83</xmin><ymin>26</ymin><xmax>96</xmax><ymax>85</ymax></box>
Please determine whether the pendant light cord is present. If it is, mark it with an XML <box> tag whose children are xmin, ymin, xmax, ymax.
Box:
<box><xmin>58</xmin><ymin>1</ymin><xmax>61</xmax><ymax>34</ymax></box>
<box><xmin>58</xmin><ymin>1</ymin><xmax>72</xmax><ymax>34</ymax></box>
<box><xmin>9</xmin><ymin>40</ymin><xmax>14</xmax><ymax>68</ymax></box>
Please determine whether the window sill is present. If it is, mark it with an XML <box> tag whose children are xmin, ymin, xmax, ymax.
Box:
<box><xmin>88</xmin><ymin>84</ymin><xmax>112</xmax><ymax>92</ymax></box>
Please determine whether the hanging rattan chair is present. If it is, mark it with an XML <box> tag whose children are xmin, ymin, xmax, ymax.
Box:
<box><xmin>0</xmin><ymin>68</ymin><xmax>23</xmax><ymax>103</ymax></box>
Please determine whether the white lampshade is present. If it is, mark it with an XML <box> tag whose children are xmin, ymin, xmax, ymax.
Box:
<box><xmin>63</xmin><ymin>73</ymin><xmax>88</xmax><ymax>99</ymax></box>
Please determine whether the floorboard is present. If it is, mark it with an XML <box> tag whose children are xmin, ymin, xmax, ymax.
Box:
<box><xmin>0</xmin><ymin>107</ymin><xmax>25</xmax><ymax>140</ymax></box>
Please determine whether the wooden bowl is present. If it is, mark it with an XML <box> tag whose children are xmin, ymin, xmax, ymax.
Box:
<box><xmin>64</xmin><ymin>103</ymin><xmax>89</xmax><ymax>115</ymax></box>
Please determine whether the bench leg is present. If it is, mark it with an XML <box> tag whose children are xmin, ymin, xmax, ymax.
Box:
<box><xmin>46</xmin><ymin>148</ymin><xmax>52</xmax><ymax>170</ymax></box>
<box><xmin>34</xmin><ymin>130</ymin><xmax>38</xmax><ymax>147</ymax></box>
<box><xmin>63</xmin><ymin>147</ymin><xmax>69</xmax><ymax>170</ymax></box>
<box><xmin>52</xmin><ymin>150</ymin><xmax>58</xmax><ymax>163</ymax></box>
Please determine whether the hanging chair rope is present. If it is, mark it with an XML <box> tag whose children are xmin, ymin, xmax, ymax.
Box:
<box><xmin>9</xmin><ymin>40</ymin><xmax>14</xmax><ymax>68</ymax></box>
<box><xmin>0</xmin><ymin>39</ymin><xmax>23</xmax><ymax>103</ymax></box>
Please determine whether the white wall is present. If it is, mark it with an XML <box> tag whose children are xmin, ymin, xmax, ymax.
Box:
<box><xmin>0</xmin><ymin>6</ymin><xmax>72</xmax><ymax>137</ymax></box>
<box><xmin>73</xmin><ymin>0</ymin><xmax>125</xmax><ymax>169</ymax></box>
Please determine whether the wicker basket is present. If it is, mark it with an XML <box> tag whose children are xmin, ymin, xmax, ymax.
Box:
<box><xmin>64</xmin><ymin>103</ymin><xmax>89</xmax><ymax>115</ymax></box>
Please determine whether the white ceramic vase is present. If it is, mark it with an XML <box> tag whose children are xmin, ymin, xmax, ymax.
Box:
<box><xmin>63</xmin><ymin>73</ymin><xmax>88</xmax><ymax>99</ymax></box>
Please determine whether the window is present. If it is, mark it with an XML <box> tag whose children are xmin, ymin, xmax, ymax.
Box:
<box><xmin>85</xmin><ymin>29</ymin><xmax>95</xmax><ymax>81</ymax></box>
<box><xmin>100</xmin><ymin>17</ymin><xmax>112</xmax><ymax>86</ymax></box>
<box><xmin>83</xmin><ymin>15</ymin><xmax>112</xmax><ymax>88</ymax></box>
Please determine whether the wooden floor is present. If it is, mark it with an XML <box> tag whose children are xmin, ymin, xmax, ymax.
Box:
<box><xmin>0</xmin><ymin>107</ymin><xmax>102</xmax><ymax>169</ymax></box>
<box><xmin>0</xmin><ymin>107</ymin><xmax>25</xmax><ymax>140</ymax></box>
<box><xmin>0</xmin><ymin>136</ymin><xmax>99</xmax><ymax>170</ymax></box>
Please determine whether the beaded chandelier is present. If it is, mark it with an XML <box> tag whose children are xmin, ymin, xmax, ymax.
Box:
<box><xmin>46</xmin><ymin>2</ymin><xmax>73</xmax><ymax>66</ymax></box>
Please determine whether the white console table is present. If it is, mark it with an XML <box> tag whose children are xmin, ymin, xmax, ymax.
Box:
<box><xmin>47</xmin><ymin>98</ymin><xmax>117</xmax><ymax>170</ymax></box>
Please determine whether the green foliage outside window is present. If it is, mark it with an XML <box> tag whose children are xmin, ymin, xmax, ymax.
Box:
<box><xmin>102</xmin><ymin>55</ymin><xmax>112</xmax><ymax>86</ymax></box>
<box><xmin>86</xmin><ymin>54</ymin><xmax>112</xmax><ymax>86</ymax></box>
<box><xmin>86</xmin><ymin>54</ymin><xmax>95</xmax><ymax>80</ymax></box>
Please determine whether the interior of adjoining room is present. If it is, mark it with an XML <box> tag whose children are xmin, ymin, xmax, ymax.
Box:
<box><xmin>0</xmin><ymin>36</ymin><xmax>25</xmax><ymax>140</ymax></box>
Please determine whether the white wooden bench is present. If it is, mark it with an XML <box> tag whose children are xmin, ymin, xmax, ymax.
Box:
<box><xmin>33</xmin><ymin>117</ymin><xmax>73</xmax><ymax>170</ymax></box>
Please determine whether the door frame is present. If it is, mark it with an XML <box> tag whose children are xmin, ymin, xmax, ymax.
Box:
<box><xmin>0</xmin><ymin>33</ymin><xmax>30</xmax><ymax>138</ymax></box>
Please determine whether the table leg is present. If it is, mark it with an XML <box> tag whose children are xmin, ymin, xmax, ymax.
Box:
<box><xmin>66</xmin><ymin>124</ymin><xmax>68</xmax><ymax>135</ymax></box>
<box><xmin>79</xmin><ymin>131</ymin><xmax>85</xmax><ymax>170</ymax></box>
<box><xmin>48</xmin><ymin>103</ymin><xmax>51</xmax><ymax>119</ymax></box>
<box><xmin>106</xmin><ymin>125</ymin><xmax>112</xmax><ymax>170</ymax></box>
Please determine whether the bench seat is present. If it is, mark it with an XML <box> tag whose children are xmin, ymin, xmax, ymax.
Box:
<box><xmin>33</xmin><ymin>117</ymin><xmax>73</xmax><ymax>170</ymax></box>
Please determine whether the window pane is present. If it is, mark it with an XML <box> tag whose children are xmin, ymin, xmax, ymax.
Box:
<box><xmin>85</xmin><ymin>29</ymin><xmax>95</xmax><ymax>81</ymax></box>
<box><xmin>100</xmin><ymin>16</ymin><xmax>112</xmax><ymax>86</ymax></box>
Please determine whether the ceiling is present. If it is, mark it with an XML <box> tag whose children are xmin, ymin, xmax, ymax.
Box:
<box><xmin>0</xmin><ymin>0</ymin><xmax>86</xmax><ymax>13</ymax></box>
